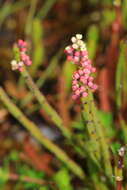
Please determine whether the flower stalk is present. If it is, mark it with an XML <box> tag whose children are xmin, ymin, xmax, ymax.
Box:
<box><xmin>86</xmin><ymin>91</ymin><xmax>113</xmax><ymax>176</ymax></box>
<box><xmin>64</xmin><ymin>34</ymin><xmax>113</xmax><ymax>176</ymax></box>
<box><xmin>115</xmin><ymin>147</ymin><xmax>125</xmax><ymax>190</ymax></box>
<box><xmin>11</xmin><ymin>40</ymin><xmax>71</xmax><ymax>139</ymax></box>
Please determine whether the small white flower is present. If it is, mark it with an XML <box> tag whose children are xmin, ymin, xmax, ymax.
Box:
<box><xmin>77</xmin><ymin>40</ymin><xmax>84</xmax><ymax>46</ymax></box>
<box><xmin>72</xmin><ymin>43</ymin><xmax>78</xmax><ymax>49</ymax></box>
<box><xmin>81</xmin><ymin>43</ymin><xmax>86</xmax><ymax>48</ymax></box>
<box><xmin>76</xmin><ymin>34</ymin><xmax>83</xmax><ymax>40</ymax></box>
<box><xmin>118</xmin><ymin>147</ymin><xmax>125</xmax><ymax>156</ymax></box>
<box><xmin>10</xmin><ymin>60</ymin><xmax>18</xmax><ymax>70</ymax></box>
<box><xmin>11</xmin><ymin>60</ymin><xmax>17</xmax><ymax>65</ymax></box>
<box><xmin>71</xmin><ymin>37</ymin><xmax>77</xmax><ymax>43</ymax></box>
<box><xmin>115</xmin><ymin>176</ymin><xmax>123</xmax><ymax>181</ymax></box>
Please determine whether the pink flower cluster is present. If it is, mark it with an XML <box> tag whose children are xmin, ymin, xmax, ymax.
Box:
<box><xmin>64</xmin><ymin>34</ymin><xmax>98</xmax><ymax>100</ymax></box>
<box><xmin>11</xmin><ymin>39</ymin><xmax>32</xmax><ymax>72</ymax></box>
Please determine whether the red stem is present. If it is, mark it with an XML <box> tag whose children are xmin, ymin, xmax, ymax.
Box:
<box><xmin>116</xmin><ymin>181</ymin><xmax>122</xmax><ymax>190</ymax></box>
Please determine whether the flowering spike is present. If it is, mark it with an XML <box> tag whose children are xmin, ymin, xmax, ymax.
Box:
<box><xmin>64</xmin><ymin>34</ymin><xmax>98</xmax><ymax>100</ymax></box>
<box><xmin>10</xmin><ymin>40</ymin><xmax>32</xmax><ymax>72</ymax></box>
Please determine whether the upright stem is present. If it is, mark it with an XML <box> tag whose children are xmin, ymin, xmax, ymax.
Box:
<box><xmin>21</xmin><ymin>68</ymin><xmax>71</xmax><ymax>139</ymax></box>
<box><xmin>81</xmin><ymin>94</ymin><xmax>101</xmax><ymax>164</ymax></box>
<box><xmin>115</xmin><ymin>147</ymin><xmax>125</xmax><ymax>190</ymax></box>
<box><xmin>116</xmin><ymin>181</ymin><xmax>122</xmax><ymax>190</ymax></box>
<box><xmin>0</xmin><ymin>87</ymin><xmax>85</xmax><ymax>179</ymax></box>
<box><xmin>89</xmin><ymin>91</ymin><xmax>113</xmax><ymax>177</ymax></box>
<box><xmin>82</xmin><ymin>89</ymin><xmax>112</xmax><ymax>177</ymax></box>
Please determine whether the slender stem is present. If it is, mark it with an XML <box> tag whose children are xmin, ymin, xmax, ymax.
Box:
<box><xmin>0</xmin><ymin>87</ymin><xmax>85</xmax><ymax>179</ymax></box>
<box><xmin>115</xmin><ymin>147</ymin><xmax>124</xmax><ymax>190</ymax></box>
<box><xmin>81</xmin><ymin>89</ymin><xmax>112</xmax><ymax>177</ymax></box>
<box><xmin>116</xmin><ymin>181</ymin><xmax>122</xmax><ymax>190</ymax></box>
<box><xmin>20</xmin><ymin>55</ymin><xmax>58</xmax><ymax>107</ymax></box>
<box><xmin>88</xmin><ymin>90</ymin><xmax>113</xmax><ymax>176</ymax></box>
<box><xmin>21</xmin><ymin>68</ymin><xmax>72</xmax><ymax>139</ymax></box>
<box><xmin>81</xmin><ymin>94</ymin><xmax>101</xmax><ymax>164</ymax></box>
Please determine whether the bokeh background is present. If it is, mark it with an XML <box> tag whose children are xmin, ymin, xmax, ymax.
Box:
<box><xmin>0</xmin><ymin>0</ymin><xmax>127</xmax><ymax>189</ymax></box>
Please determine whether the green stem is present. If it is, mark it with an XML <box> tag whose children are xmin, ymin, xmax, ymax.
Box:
<box><xmin>0</xmin><ymin>87</ymin><xmax>85</xmax><ymax>179</ymax></box>
<box><xmin>21</xmin><ymin>68</ymin><xmax>71</xmax><ymax>139</ymax></box>
<box><xmin>81</xmin><ymin>94</ymin><xmax>101</xmax><ymax>163</ymax></box>
<box><xmin>88</xmin><ymin>90</ymin><xmax>113</xmax><ymax>176</ymax></box>
<box><xmin>20</xmin><ymin>55</ymin><xmax>58</xmax><ymax>108</ymax></box>
<box><xmin>119</xmin><ymin>116</ymin><xmax>127</xmax><ymax>143</ymax></box>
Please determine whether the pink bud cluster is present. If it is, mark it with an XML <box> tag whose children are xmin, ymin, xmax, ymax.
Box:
<box><xmin>10</xmin><ymin>39</ymin><xmax>32</xmax><ymax>72</ymax></box>
<box><xmin>64</xmin><ymin>34</ymin><xmax>98</xmax><ymax>100</ymax></box>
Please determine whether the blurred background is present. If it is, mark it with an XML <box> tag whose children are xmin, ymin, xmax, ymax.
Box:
<box><xmin>0</xmin><ymin>0</ymin><xmax>127</xmax><ymax>189</ymax></box>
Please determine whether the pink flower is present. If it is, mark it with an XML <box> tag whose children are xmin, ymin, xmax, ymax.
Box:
<box><xmin>11</xmin><ymin>39</ymin><xmax>32</xmax><ymax>72</ymax></box>
<box><xmin>74</xmin><ymin>51</ymin><xmax>80</xmax><ymax>56</ymax></box>
<box><xmin>82</xmin><ymin>92</ymin><xmax>88</xmax><ymax>97</ymax></box>
<box><xmin>72</xmin><ymin>80</ymin><xmax>78</xmax><ymax>85</ymax></box>
<box><xmin>67</xmin><ymin>56</ymin><xmax>73</xmax><ymax>61</ymax></box>
<box><xmin>91</xmin><ymin>67</ymin><xmax>96</xmax><ymax>72</ymax></box>
<box><xmin>78</xmin><ymin>69</ymin><xmax>84</xmax><ymax>75</ymax></box>
<box><xmin>72</xmin><ymin>94</ymin><xmax>78</xmax><ymax>100</ymax></box>
<box><xmin>64</xmin><ymin>34</ymin><xmax>98</xmax><ymax>100</ymax></box>
<box><xmin>72</xmin><ymin>85</ymin><xmax>79</xmax><ymax>91</ymax></box>
<box><xmin>88</xmin><ymin>81</ymin><xmax>93</xmax><ymax>88</ymax></box>
<box><xmin>75</xmin><ymin>89</ymin><xmax>81</xmax><ymax>96</ymax></box>
<box><xmin>73</xmin><ymin>72</ymin><xmax>80</xmax><ymax>79</ymax></box>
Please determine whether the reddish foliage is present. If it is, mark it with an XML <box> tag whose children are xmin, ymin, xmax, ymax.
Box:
<box><xmin>21</xmin><ymin>136</ymin><xmax>53</xmax><ymax>176</ymax></box>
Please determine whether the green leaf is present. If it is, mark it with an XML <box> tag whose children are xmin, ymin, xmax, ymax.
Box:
<box><xmin>122</xmin><ymin>0</ymin><xmax>127</xmax><ymax>29</ymax></box>
<box><xmin>110</xmin><ymin>142</ymin><xmax>121</xmax><ymax>154</ymax></box>
<box><xmin>96</xmin><ymin>111</ymin><xmax>115</xmax><ymax>138</ymax></box>
<box><xmin>115</xmin><ymin>42</ymin><xmax>127</xmax><ymax>109</ymax></box>
<box><xmin>0</xmin><ymin>168</ymin><xmax>9</xmax><ymax>185</ymax></box>
<box><xmin>119</xmin><ymin>118</ymin><xmax>127</xmax><ymax>144</ymax></box>
<box><xmin>18</xmin><ymin>165</ymin><xmax>44</xmax><ymax>179</ymax></box>
<box><xmin>87</xmin><ymin>25</ymin><xmax>99</xmax><ymax>60</ymax></box>
<box><xmin>39</xmin><ymin>187</ymin><xmax>49</xmax><ymax>190</ymax></box>
<box><xmin>9</xmin><ymin>150</ymin><xmax>19</xmax><ymax>161</ymax></box>
<box><xmin>30</xmin><ymin>18</ymin><xmax>44</xmax><ymax>76</ymax></box>
<box><xmin>71</xmin><ymin>115</ymin><xmax>85</xmax><ymax>130</ymax></box>
<box><xmin>101</xmin><ymin>9</ymin><xmax>115</xmax><ymax>28</ymax></box>
<box><xmin>124</xmin><ymin>152</ymin><xmax>127</xmax><ymax>168</ymax></box>
<box><xmin>53</xmin><ymin>168</ymin><xmax>73</xmax><ymax>190</ymax></box>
